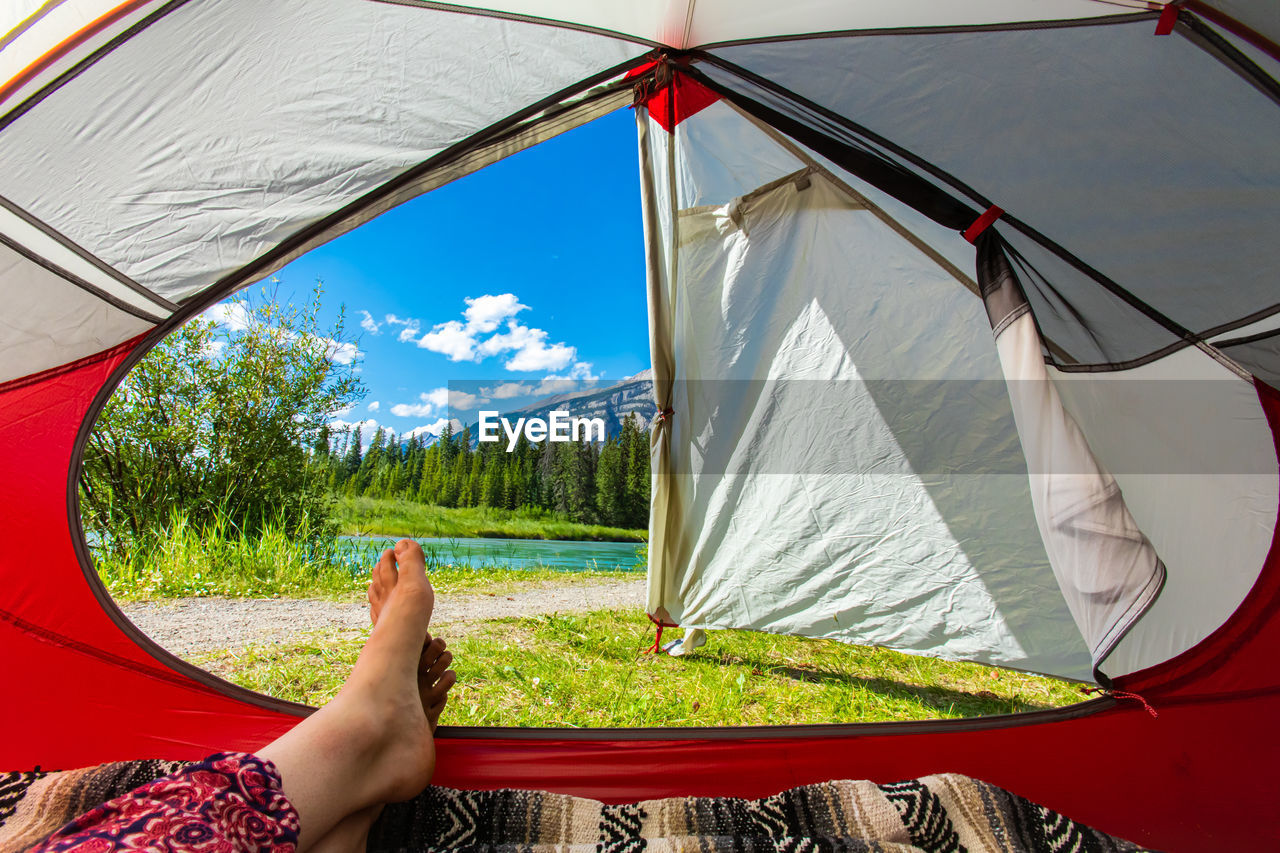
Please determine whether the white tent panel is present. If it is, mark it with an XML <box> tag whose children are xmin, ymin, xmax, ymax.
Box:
<box><xmin>672</xmin><ymin>102</ymin><xmax>805</xmax><ymax>207</ymax></box>
<box><xmin>647</xmin><ymin>156</ymin><xmax>1091</xmax><ymax>677</ymax></box>
<box><xmin>427</xmin><ymin>1</ymin><xmax>1137</xmax><ymax>49</ymax></box>
<box><xmin>992</xmin><ymin>309</ymin><xmax>1164</xmax><ymax>670</ymax></box>
<box><xmin>661</xmin><ymin>98</ymin><xmax>979</xmax><ymax>283</ymax></box>
<box><xmin>1049</xmin><ymin>350</ymin><xmax>1279</xmax><ymax>677</ymax></box>
<box><xmin>0</xmin><ymin>241</ymin><xmax>153</xmax><ymax>384</ymax></box>
<box><xmin>0</xmin><ymin>0</ymin><xmax>641</xmax><ymax>302</ymax></box>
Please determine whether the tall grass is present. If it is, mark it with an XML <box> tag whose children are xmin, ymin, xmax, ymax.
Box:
<box><xmin>335</xmin><ymin>496</ymin><xmax>647</xmax><ymax>542</ymax></box>
<box><xmin>93</xmin><ymin>510</ymin><xmax>364</xmax><ymax>600</ymax></box>
<box><xmin>93</xmin><ymin>509</ymin><xmax>641</xmax><ymax>601</ymax></box>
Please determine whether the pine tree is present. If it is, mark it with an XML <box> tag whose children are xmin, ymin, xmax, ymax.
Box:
<box><xmin>596</xmin><ymin>436</ymin><xmax>625</xmax><ymax>526</ymax></box>
<box><xmin>343</xmin><ymin>428</ymin><xmax>363</xmax><ymax>482</ymax></box>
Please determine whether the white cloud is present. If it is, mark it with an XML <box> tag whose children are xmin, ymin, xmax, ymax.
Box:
<box><xmin>397</xmin><ymin>294</ymin><xmax>577</xmax><ymax>374</ymax></box>
<box><xmin>330</xmin><ymin>404</ymin><xmax>355</xmax><ymax>418</ymax></box>
<box><xmin>322</xmin><ymin>338</ymin><xmax>360</xmax><ymax>365</ymax></box>
<box><xmin>390</xmin><ymin>401</ymin><xmax>433</xmax><ymax>418</ymax></box>
<box><xmin>448</xmin><ymin>390</ymin><xmax>488</xmax><ymax>410</ymax></box>
<box><xmin>205</xmin><ymin>301</ymin><xmax>251</xmax><ymax>332</ymax></box>
<box><xmin>463</xmin><ymin>293</ymin><xmax>526</xmax><ymax>333</ymax></box>
<box><xmin>385</xmin><ymin>314</ymin><xmax>421</xmax><ymax>343</ymax></box>
<box><xmin>532</xmin><ymin>377</ymin><xmax>582</xmax><ymax>396</ymax></box>
<box><xmin>417</xmin><ymin>319</ymin><xmax>475</xmax><ymax>361</ymax></box>
<box><xmin>359</xmin><ymin>310</ymin><xmax>381</xmax><ymax>335</ymax></box>
<box><xmin>477</xmin><ymin>320</ymin><xmax>577</xmax><ymax>372</ymax></box>
<box><xmin>329</xmin><ymin>418</ymin><xmax>393</xmax><ymax>445</ymax></box>
<box><xmin>368</xmin><ymin>401</ymin><xmax>380</xmax><ymax>412</ymax></box>
<box><xmin>506</xmin><ymin>343</ymin><xmax>575</xmax><ymax>372</ymax></box>
<box><xmin>529</xmin><ymin>364</ymin><xmax>601</xmax><ymax>397</ymax></box>
<box><xmin>550</xmin><ymin>361</ymin><xmax>599</xmax><ymax>381</ymax></box>
<box><xmin>482</xmin><ymin>381</ymin><xmax>535</xmax><ymax>399</ymax></box>
<box><xmin>404</xmin><ymin>418</ymin><xmax>458</xmax><ymax>441</ymax></box>
<box><xmin>389</xmin><ymin>387</ymin><xmax>451</xmax><ymax>418</ymax></box>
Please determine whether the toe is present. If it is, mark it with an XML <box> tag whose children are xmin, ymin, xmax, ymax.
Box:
<box><xmin>424</xmin><ymin>670</ymin><xmax>456</xmax><ymax>728</ymax></box>
<box><xmin>425</xmin><ymin>693</ymin><xmax>449</xmax><ymax>731</ymax></box>
<box><xmin>420</xmin><ymin>637</ymin><xmax>447</xmax><ymax>668</ymax></box>
<box><xmin>393</xmin><ymin>538</ymin><xmax>429</xmax><ymax>584</ymax></box>
<box><xmin>369</xmin><ymin>549</ymin><xmax>396</xmax><ymax>625</ymax></box>
<box><xmin>421</xmin><ymin>650</ymin><xmax>453</xmax><ymax>682</ymax></box>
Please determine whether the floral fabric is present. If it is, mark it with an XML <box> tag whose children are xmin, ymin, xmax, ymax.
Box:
<box><xmin>29</xmin><ymin>753</ymin><xmax>299</xmax><ymax>853</ymax></box>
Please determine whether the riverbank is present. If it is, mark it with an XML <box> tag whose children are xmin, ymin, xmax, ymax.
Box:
<box><xmin>334</xmin><ymin>496</ymin><xmax>648</xmax><ymax>542</ymax></box>
<box><xmin>94</xmin><ymin>513</ymin><xmax>641</xmax><ymax>602</ymax></box>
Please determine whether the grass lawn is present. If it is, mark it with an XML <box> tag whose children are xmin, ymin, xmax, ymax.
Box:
<box><xmin>334</xmin><ymin>496</ymin><xmax>647</xmax><ymax>542</ymax></box>
<box><xmin>194</xmin><ymin>608</ymin><xmax>1084</xmax><ymax>726</ymax></box>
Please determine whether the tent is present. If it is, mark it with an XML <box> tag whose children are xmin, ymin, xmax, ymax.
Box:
<box><xmin>2</xmin><ymin>1</ymin><xmax>1278</xmax><ymax>848</ymax></box>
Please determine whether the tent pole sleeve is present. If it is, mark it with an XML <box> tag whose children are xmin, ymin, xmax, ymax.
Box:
<box><xmin>636</xmin><ymin>104</ymin><xmax>678</xmax><ymax>623</ymax></box>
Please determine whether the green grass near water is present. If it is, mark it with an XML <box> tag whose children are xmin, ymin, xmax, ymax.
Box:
<box><xmin>335</xmin><ymin>496</ymin><xmax>647</xmax><ymax>542</ymax></box>
<box><xmin>195</xmin><ymin>609</ymin><xmax>1084</xmax><ymax>726</ymax></box>
<box><xmin>94</xmin><ymin>514</ymin><xmax>638</xmax><ymax>601</ymax></box>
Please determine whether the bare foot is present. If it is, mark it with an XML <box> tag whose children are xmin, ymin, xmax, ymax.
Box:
<box><xmin>369</xmin><ymin>546</ymin><xmax>456</xmax><ymax>729</ymax></box>
<box><xmin>258</xmin><ymin>539</ymin><xmax>439</xmax><ymax>848</ymax></box>
<box><xmin>307</xmin><ymin>544</ymin><xmax>458</xmax><ymax>853</ymax></box>
<box><xmin>419</xmin><ymin>636</ymin><xmax>455</xmax><ymax>730</ymax></box>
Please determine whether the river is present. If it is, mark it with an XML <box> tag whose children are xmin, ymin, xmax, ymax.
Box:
<box><xmin>337</xmin><ymin>535</ymin><xmax>644</xmax><ymax>573</ymax></box>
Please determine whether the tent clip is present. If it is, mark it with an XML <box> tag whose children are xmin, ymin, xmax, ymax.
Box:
<box><xmin>1081</xmin><ymin>686</ymin><xmax>1159</xmax><ymax>718</ymax></box>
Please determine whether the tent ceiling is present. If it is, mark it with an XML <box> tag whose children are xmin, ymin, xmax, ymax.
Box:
<box><xmin>0</xmin><ymin>0</ymin><xmax>642</xmax><ymax>305</ymax></box>
<box><xmin>378</xmin><ymin>0</ymin><xmax>1151</xmax><ymax>48</ymax></box>
<box><xmin>701</xmin><ymin>18</ymin><xmax>1280</xmax><ymax>370</ymax></box>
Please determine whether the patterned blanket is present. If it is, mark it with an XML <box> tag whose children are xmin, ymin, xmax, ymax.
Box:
<box><xmin>1</xmin><ymin>760</ymin><xmax>1155</xmax><ymax>852</ymax></box>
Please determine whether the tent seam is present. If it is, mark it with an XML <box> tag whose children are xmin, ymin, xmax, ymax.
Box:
<box><xmin>367</xmin><ymin>0</ymin><xmax>661</xmax><ymax>48</ymax></box>
<box><xmin>0</xmin><ymin>0</ymin><xmax>187</xmax><ymax>132</ymax></box>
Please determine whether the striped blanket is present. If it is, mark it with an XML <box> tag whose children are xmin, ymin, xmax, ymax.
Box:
<box><xmin>2</xmin><ymin>760</ymin><xmax>1154</xmax><ymax>852</ymax></box>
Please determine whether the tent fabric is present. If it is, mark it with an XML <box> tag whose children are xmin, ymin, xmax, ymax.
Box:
<box><xmin>639</xmin><ymin>98</ymin><xmax>1093</xmax><ymax>679</ymax></box>
<box><xmin>703</xmin><ymin>19</ymin><xmax>1280</xmax><ymax>370</ymax></box>
<box><xmin>373</xmin><ymin>0</ymin><xmax>1141</xmax><ymax>49</ymax></box>
<box><xmin>0</xmin><ymin>0</ymin><xmax>643</xmax><ymax>303</ymax></box>
<box><xmin>1047</xmin><ymin>344</ymin><xmax>1280</xmax><ymax>677</ymax></box>
<box><xmin>982</xmin><ymin>245</ymin><xmax>1164</xmax><ymax>674</ymax></box>
<box><xmin>3</xmin><ymin>2</ymin><xmax>1280</xmax><ymax>849</ymax></box>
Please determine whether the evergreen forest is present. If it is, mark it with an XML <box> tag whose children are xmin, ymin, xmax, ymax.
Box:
<box><xmin>317</xmin><ymin>415</ymin><xmax>651</xmax><ymax>530</ymax></box>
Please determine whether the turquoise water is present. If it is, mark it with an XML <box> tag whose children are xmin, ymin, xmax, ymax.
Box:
<box><xmin>337</xmin><ymin>535</ymin><xmax>645</xmax><ymax>573</ymax></box>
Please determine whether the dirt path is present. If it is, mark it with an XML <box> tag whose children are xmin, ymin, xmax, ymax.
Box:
<box><xmin>120</xmin><ymin>579</ymin><xmax>646</xmax><ymax>659</ymax></box>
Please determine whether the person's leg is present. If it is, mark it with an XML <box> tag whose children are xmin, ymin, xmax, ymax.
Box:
<box><xmin>258</xmin><ymin>538</ymin><xmax>444</xmax><ymax>851</ymax></box>
<box><xmin>30</xmin><ymin>539</ymin><xmax>453</xmax><ymax>853</ymax></box>
<box><xmin>306</xmin><ymin>551</ymin><xmax>456</xmax><ymax>853</ymax></box>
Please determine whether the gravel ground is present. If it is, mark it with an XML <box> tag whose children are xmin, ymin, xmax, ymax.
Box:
<box><xmin>120</xmin><ymin>579</ymin><xmax>646</xmax><ymax>659</ymax></box>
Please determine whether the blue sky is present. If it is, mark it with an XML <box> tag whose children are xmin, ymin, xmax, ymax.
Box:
<box><xmin>213</xmin><ymin>108</ymin><xmax>650</xmax><ymax>443</ymax></box>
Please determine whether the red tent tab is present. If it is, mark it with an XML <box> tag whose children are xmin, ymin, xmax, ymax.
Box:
<box><xmin>963</xmin><ymin>205</ymin><xmax>1004</xmax><ymax>243</ymax></box>
<box><xmin>629</xmin><ymin>62</ymin><xmax>720</xmax><ymax>133</ymax></box>
<box><xmin>1155</xmin><ymin>4</ymin><xmax>1180</xmax><ymax>35</ymax></box>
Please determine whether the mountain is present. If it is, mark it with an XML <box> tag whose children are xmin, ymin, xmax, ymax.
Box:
<box><xmin>465</xmin><ymin>369</ymin><xmax>654</xmax><ymax>445</ymax></box>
